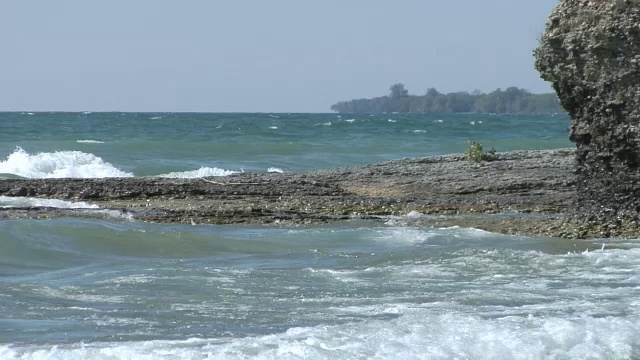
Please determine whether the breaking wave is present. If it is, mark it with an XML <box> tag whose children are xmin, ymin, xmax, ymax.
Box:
<box><xmin>156</xmin><ymin>167</ymin><xmax>239</xmax><ymax>179</ymax></box>
<box><xmin>0</xmin><ymin>196</ymin><xmax>99</xmax><ymax>209</ymax></box>
<box><xmin>0</xmin><ymin>147</ymin><xmax>133</xmax><ymax>178</ymax></box>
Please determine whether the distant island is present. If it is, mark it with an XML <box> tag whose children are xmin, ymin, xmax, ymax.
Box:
<box><xmin>330</xmin><ymin>83</ymin><xmax>564</xmax><ymax>114</ymax></box>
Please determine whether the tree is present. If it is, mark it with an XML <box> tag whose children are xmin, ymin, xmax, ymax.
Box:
<box><xmin>330</xmin><ymin>86</ymin><xmax>564</xmax><ymax>114</ymax></box>
<box><xmin>389</xmin><ymin>83</ymin><xmax>409</xmax><ymax>98</ymax></box>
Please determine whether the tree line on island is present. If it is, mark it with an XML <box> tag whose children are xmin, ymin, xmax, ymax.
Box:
<box><xmin>330</xmin><ymin>83</ymin><xmax>564</xmax><ymax>114</ymax></box>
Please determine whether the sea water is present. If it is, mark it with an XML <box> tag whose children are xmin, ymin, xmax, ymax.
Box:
<box><xmin>0</xmin><ymin>112</ymin><xmax>570</xmax><ymax>177</ymax></box>
<box><xmin>2</xmin><ymin>112</ymin><xmax>639</xmax><ymax>359</ymax></box>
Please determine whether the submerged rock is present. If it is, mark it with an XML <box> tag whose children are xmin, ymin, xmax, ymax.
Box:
<box><xmin>535</xmin><ymin>0</ymin><xmax>640</xmax><ymax>222</ymax></box>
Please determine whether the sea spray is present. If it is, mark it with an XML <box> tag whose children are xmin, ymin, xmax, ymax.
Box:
<box><xmin>156</xmin><ymin>166</ymin><xmax>239</xmax><ymax>178</ymax></box>
<box><xmin>0</xmin><ymin>196</ymin><xmax>99</xmax><ymax>209</ymax></box>
<box><xmin>0</xmin><ymin>147</ymin><xmax>133</xmax><ymax>178</ymax></box>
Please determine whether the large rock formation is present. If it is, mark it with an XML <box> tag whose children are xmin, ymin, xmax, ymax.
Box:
<box><xmin>535</xmin><ymin>0</ymin><xmax>640</xmax><ymax>223</ymax></box>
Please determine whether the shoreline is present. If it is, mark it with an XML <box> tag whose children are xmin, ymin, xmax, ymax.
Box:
<box><xmin>1</xmin><ymin>148</ymin><xmax>633</xmax><ymax>239</ymax></box>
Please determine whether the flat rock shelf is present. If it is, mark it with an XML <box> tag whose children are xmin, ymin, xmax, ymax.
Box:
<box><xmin>1</xmin><ymin>149</ymin><xmax>635</xmax><ymax>239</ymax></box>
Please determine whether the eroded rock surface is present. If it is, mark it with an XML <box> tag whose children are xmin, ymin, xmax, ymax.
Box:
<box><xmin>1</xmin><ymin>150</ymin><xmax>585</xmax><ymax>236</ymax></box>
<box><xmin>535</xmin><ymin>0</ymin><xmax>640</xmax><ymax>222</ymax></box>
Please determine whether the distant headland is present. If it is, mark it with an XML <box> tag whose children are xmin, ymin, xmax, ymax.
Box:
<box><xmin>330</xmin><ymin>84</ymin><xmax>564</xmax><ymax>114</ymax></box>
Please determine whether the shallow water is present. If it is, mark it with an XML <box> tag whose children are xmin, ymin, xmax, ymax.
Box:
<box><xmin>1</xmin><ymin>219</ymin><xmax>639</xmax><ymax>359</ymax></box>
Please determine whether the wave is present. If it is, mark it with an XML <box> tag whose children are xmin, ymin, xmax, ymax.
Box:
<box><xmin>1</xmin><ymin>310</ymin><xmax>638</xmax><ymax>359</ymax></box>
<box><xmin>156</xmin><ymin>166</ymin><xmax>239</xmax><ymax>179</ymax></box>
<box><xmin>267</xmin><ymin>167</ymin><xmax>284</xmax><ymax>173</ymax></box>
<box><xmin>0</xmin><ymin>147</ymin><xmax>133</xmax><ymax>178</ymax></box>
<box><xmin>0</xmin><ymin>196</ymin><xmax>99</xmax><ymax>209</ymax></box>
<box><xmin>76</xmin><ymin>140</ymin><xmax>105</xmax><ymax>144</ymax></box>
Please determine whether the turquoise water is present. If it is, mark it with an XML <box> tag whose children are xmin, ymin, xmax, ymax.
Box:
<box><xmin>0</xmin><ymin>112</ymin><xmax>571</xmax><ymax>177</ymax></box>
<box><xmin>2</xmin><ymin>113</ymin><xmax>640</xmax><ymax>359</ymax></box>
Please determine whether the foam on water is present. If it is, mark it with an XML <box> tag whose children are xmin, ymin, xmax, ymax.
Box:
<box><xmin>76</xmin><ymin>140</ymin><xmax>105</xmax><ymax>144</ymax></box>
<box><xmin>1</xmin><ymin>310</ymin><xmax>637</xmax><ymax>359</ymax></box>
<box><xmin>0</xmin><ymin>147</ymin><xmax>133</xmax><ymax>178</ymax></box>
<box><xmin>156</xmin><ymin>166</ymin><xmax>238</xmax><ymax>178</ymax></box>
<box><xmin>267</xmin><ymin>167</ymin><xmax>284</xmax><ymax>173</ymax></box>
<box><xmin>1</xmin><ymin>222</ymin><xmax>639</xmax><ymax>358</ymax></box>
<box><xmin>0</xmin><ymin>196</ymin><xmax>99</xmax><ymax>209</ymax></box>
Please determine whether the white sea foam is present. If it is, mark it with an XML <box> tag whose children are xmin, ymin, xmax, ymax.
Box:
<box><xmin>388</xmin><ymin>119</ymin><xmax>397</xmax><ymax>123</ymax></box>
<box><xmin>0</xmin><ymin>196</ymin><xmax>135</xmax><ymax>220</ymax></box>
<box><xmin>372</xmin><ymin>227</ymin><xmax>440</xmax><ymax>246</ymax></box>
<box><xmin>93</xmin><ymin>209</ymin><xmax>136</xmax><ymax>221</ymax></box>
<box><xmin>156</xmin><ymin>166</ymin><xmax>238</xmax><ymax>179</ymax></box>
<box><xmin>76</xmin><ymin>140</ymin><xmax>105</xmax><ymax>144</ymax></box>
<box><xmin>413</xmin><ymin>129</ymin><xmax>427</xmax><ymax>133</ymax></box>
<box><xmin>405</xmin><ymin>210</ymin><xmax>425</xmax><ymax>218</ymax></box>
<box><xmin>34</xmin><ymin>286</ymin><xmax>127</xmax><ymax>304</ymax></box>
<box><xmin>0</xmin><ymin>196</ymin><xmax>99</xmax><ymax>209</ymax></box>
<box><xmin>268</xmin><ymin>126</ymin><xmax>278</xmax><ymax>130</ymax></box>
<box><xmin>150</xmin><ymin>116</ymin><xmax>162</xmax><ymax>120</ymax></box>
<box><xmin>0</xmin><ymin>147</ymin><xmax>133</xmax><ymax>178</ymax></box>
<box><xmin>267</xmin><ymin>167</ymin><xmax>284</xmax><ymax>173</ymax></box>
<box><xmin>1</xmin><ymin>311</ymin><xmax>637</xmax><ymax>359</ymax></box>
<box><xmin>345</xmin><ymin>119</ymin><xmax>356</xmax><ymax>123</ymax></box>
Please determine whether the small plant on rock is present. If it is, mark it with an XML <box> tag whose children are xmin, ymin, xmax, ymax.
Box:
<box><xmin>464</xmin><ymin>140</ymin><xmax>496</xmax><ymax>163</ymax></box>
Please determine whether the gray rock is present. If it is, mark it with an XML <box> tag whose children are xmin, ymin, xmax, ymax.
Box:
<box><xmin>0</xmin><ymin>149</ymin><xmax>592</xmax><ymax>237</ymax></box>
<box><xmin>535</xmin><ymin>0</ymin><xmax>640</xmax><ymax>223</ymax></box>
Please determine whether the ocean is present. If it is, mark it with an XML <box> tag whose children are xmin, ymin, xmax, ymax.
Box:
<box><xmin>1</xmin><ymin>112</ymin><xmax>639</xmax><ymax>359</ymax></box>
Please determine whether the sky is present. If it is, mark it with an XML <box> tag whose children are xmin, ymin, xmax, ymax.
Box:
<box><xmin>1</xmin><ymin>1</ymin><xmax>559</xmax><ymax>112</ymax></box>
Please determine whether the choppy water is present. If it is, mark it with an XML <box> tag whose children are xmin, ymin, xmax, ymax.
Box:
<box><xmin>0</xmin><ymin>112</ymin><xmax>570</xmax><ymax>178</ymax></box>
<box><xmin>3</xmin><ymin>112</ymin><xmax>639</xmax><ymax>359</ymax></box>
<box><xmin>1</xmin><ymin>220</ymin><xmax>639</xmax><ymax>359</ymax></box>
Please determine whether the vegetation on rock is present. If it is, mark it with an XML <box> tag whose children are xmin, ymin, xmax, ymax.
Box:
<box><xmin>464</xmin><ymin>140</ymin><xmax>496</xmax><ymax>163</ymax></box>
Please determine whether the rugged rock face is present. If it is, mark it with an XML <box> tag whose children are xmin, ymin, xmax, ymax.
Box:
<box><xmin>535</xmin><ymin>0</ymin><xmax>640</xmax><ymax>222</ymax></box>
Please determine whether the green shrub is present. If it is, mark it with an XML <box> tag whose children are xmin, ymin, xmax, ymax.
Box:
<box><xmin>464</xmin><ymin>140</ymin><xmax>496</xmax><ymax>163</ymax></box>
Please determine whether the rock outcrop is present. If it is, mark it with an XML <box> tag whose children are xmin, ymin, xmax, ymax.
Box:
<box><xmin>535</xmin><ymin>0</ymin><xmax>640</xmax><ymax>223</ymax></box>
<box><xmin>0</xmin><ymin>150</ymin><xmax>584</xmax><ymax>236</ymax></box>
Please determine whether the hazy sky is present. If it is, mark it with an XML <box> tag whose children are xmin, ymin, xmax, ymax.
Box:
<box><xmin>1</xmin><ymin>1</ymin><xmax>559</xmax><ymax>112</ymax></box>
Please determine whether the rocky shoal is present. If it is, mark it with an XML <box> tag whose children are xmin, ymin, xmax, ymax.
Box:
<box><xmin>1</xmin><ymin>149</ymin><xmax>638</xmax><ymax>239</ymax></box>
